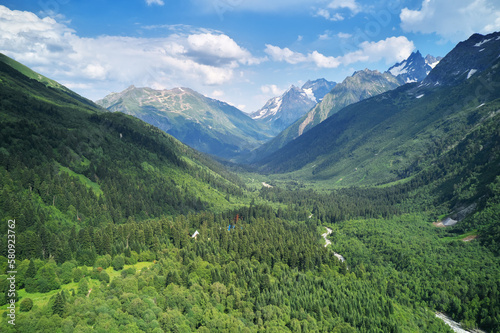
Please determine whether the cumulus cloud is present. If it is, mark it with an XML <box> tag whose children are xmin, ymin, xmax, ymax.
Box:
<box><xmin>261</xmin><ymin>84</ymin><xmax>285</xmax><ymax>95</ymax></box>
<box><xmin>187</xmin><ymin>33</ymin><xmax>262</xmax><ymax>66</ymax></box>
<box><xmin>341</xmin><ymin>36</ymin><xmax>415</xmax><ymax>65</ymax></box>
<box><xmin>0</xmin><ymin>5</ymin><xmax>261</xmax><ymax>99</ymax></box>
<box><xmin>400</xmin><ymin>0</ymin><xmax>500</xmax><ymax>42</ymax></box>
<box><xmin>265</xmin><ymin>45</ymin><xmax>340</xmax><ymax>68</ymax></box>
<box><xmin>265</xmin><ymin>36</ymin><xmax>414</xmax><ymax>69</ymax></box>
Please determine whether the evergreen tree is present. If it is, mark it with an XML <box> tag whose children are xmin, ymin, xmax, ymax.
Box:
<box><xmin>78</xmin><ymin>278</ymin><xmax>89</xmax><ymax>296</ymax></box>
<box><xmin>52</xmin><ymin>292</ymin><xmax>65</xmax><ymax>316</ymax></box>
<box><xmin>25</xmin><ymin>259</ymin><xmax>36</xmax><ymax>279</ymax></box>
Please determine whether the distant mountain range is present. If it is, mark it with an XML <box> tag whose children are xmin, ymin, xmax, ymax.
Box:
<box><xmin>255</xmin><ymin>31</ymin><xmax>500</xmax><ymax>186</ymax></box>
<box><xmin>250</xmin><ymin>79</ymin><xmax>336</xmax><ymax>134</ymax></box>
<box><xmin>249</xmin><ymin>69</ymin><xmax>403</xmax><ymax>161</ymax></box>
<box><xmin>246</xmin><ymin>50</ymin><xmax>440</xmax><ymax>162</ymax></box>
<box><xmin>96</xmin><ymin>86</ymin><xmax>273</xmax><ymax>160</ymax></box>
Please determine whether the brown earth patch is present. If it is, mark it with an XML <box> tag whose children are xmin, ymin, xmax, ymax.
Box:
<box><xmin>462</xmin><ymin>235</ymin><xmax>478</xmax><ymax>242</ymax></box>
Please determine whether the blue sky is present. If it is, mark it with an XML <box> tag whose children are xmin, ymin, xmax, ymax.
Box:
<box><xmin>1</xmin><ymin>0</ymin><xmax>499</xmax><ymax>111</ymax></box>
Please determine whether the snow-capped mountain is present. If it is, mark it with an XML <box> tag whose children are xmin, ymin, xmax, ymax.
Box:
<box><xmin>425</xmin><ymin>54</ymin><xmax>442</xmax><ymax>69</ymax></box>
<box><xmin>387</xmin><ymin>51</ymin><xmax>441</xmax><ymax>83</ymax></box>
<box><xmin>251</xmin><ymin>79</ymin><xmax>335</xmax><ymax>134</ymax></box>
<box><xmin>301</xmin><ymin>78</ymin><xmax>337</xmax><ymax>103</ymax></box>
<box><xmin>251</xmin><ymin>69</ymin><xmax>403</xmax><ymax>161</ymax></box>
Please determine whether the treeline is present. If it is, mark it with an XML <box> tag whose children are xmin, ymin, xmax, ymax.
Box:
<box><xmin>258</xmin><ymin>186</ymin><xmax>410</xmax><ymax>224</ymax></box>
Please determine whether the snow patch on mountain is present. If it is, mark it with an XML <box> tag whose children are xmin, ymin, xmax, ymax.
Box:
<box><xmin>303</xmin><ymin>88</ymin><xmax>317</xmax><ymax>103</ymax></box>
<box><xmin>474</xmin><ymin>38</ymin><xmax>492</xmax><ymax>47</ymax></box>
<box><xmin>467</xmin><ymin>69</ymin><xmax>477</xmax><ymax>79</ymax></box>
<box><xmin>252</xmin><ymin>97</ymin><xmax>281</xmax><ymax>119</ymax></box>
<box><xmin>389</xmin><ymin>62</ymin><xmax>408</xmax><ymax>76</ymax></box>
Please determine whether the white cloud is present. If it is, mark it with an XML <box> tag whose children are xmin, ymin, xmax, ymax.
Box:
<box><xmin>211</xmin><ymin>89</ymin><xmax>225</xmax><ymax>98</ymax></box>
<box><xmin>315</xmin><ymin>8</ymin><xmax>344</xmax><ymax>21</ymax></box>
<box><xmin>265</xmin><ymin>36</ymin><xmax>414</xmax><ymax>69</ymax></box>
<box><xmin>316</xmin><ymin>0</ymin><xmax>361</xmax><ymax>21</ymax></box>
<box><xmin>187</xmin><ymin>33</ymin><xmax>262</xmax><ymax>66</ymax></box>
<box><xmin>310</xmin><ymin>51</ymin><xmax>341</xmax><ymax>68</ymax></box>
<box><xmin>261</xmin><ymin>84</ymin><xmax>285</xmax><ymax>95</ymax></box>
<box><xmin>146</xmin><ymin>0</ymin><xmax>165</xmax><ymax>6</ymax></box>
<box><xmin>318</xmin><ymin>32</ymin><xmax>331</xmax><ymax>40</ymax></box>
<box><xmin>0</xmin><ymin>5</ymin><xmax>262</xmax><ymax>99</ymax></box>
<box><xmin>342</xmin><ymin>36</ymin><xmax>415</xmax><ymax>65</ymax></box>
<box><xmin>264</xmin><ymin>45</ymin><xmax>308</xmax><ymax>65</ymax></box>
<box><xmin>400</xmin><ymin>0</ymin><xmax>500</xmax><ymax>42</ymax></box>
<box><xmin>337</xmin><ymin>32</ymin><xmax>352</xmax><ymax>39</ymax></box>
<box><xmin>327</xmin><ymin>0</ymin><xmax>361</xmax><ymax>14</ymax></box>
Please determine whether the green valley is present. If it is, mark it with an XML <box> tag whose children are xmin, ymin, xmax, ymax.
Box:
<box><xmin>1</xmin><ymin>31</ymin><xmax>500</xmax><ymax>333</ymax></box>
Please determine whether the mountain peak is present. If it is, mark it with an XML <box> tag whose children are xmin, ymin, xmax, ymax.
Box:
<box><xmin>250</xmin><ymin>78</ymin><xmax>336</xmax><ymax>132</ymax></box>
<box><xmin>250</xmin><ymin>82</ymin><xmax>325</xmax><ymax>133</ymax></box>
<box><xmin>387</xmin><ymin>50</ymin><xmax>434</xmax><ymax>83</ymax></box>
<box><xmin>301</xmin><ymin>78</ymin><xmax>336</xmax><ymax>103</ymax></box>
<box><xmin>353</xmin><ymin>68</ymin><xmax>380</xmax><ymax>76</ymax></box>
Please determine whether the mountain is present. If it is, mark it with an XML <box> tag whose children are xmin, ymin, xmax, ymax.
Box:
<box><xmin>250</xmin><ymin>85</ymin><xmax>316</xmax><ymax>134</ymax></box>
<box><xmin>256</xmin><ymin>32</ymin><xmax>500</xmax><ymax>188</ymax></box>
<box><xmin>387</xmin><ymin>50</ymin><xmax>441</xmax><ymax>83</ymax></box>
<box><xmin>424</xmin><ymin>32</ymin><xmax>500</xmax><ymax>86</ymax></box>
<box><xmin>301</xmin><ymin>78</ymin><xmax>337</xmax><ymax>102</ymax></box>
<box><xmin>250</xmin><ymin>79</ymin><xmax>336</xmax><ymax>134</ymax></box>
<box><xmin>425</xmin><ymin>54</ymin><xmax>442</xmax><ymax>69</ymax></box>
<box><xmin>96</xmin><ymin>86</ymin><xmax>273</xmax><ymax>160</ymax></box>
<box><xmin>250</xmin><ymin>69</ymin><xmax>403</xmax><ymax>160</ymax></box>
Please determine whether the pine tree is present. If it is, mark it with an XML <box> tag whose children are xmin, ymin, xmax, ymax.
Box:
<box><xmin>25</xmin><ymin>259</ymin><xmax>36</xmax><ymax>279</ymax></box>
<box><xmin>52</xmin><ymin>292</ymin><xmax>65</xmax><ymax>316</ymax></box>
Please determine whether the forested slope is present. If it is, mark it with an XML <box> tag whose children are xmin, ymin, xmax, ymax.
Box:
<box><xmin>0</xmin><ymin>54</ymin><xmax>246</xmax><ymax>263</ymax></box>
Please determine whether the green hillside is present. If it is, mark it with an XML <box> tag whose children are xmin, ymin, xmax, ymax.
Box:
<box><xmin>0</xmin><ymin>53</ymin><xmax>252</xmax><ymax>259</ymax></box>
<box><xmin>97</xmin><ymin>86</ymin><xmax>273</xmax><ymax>160</ymax></box>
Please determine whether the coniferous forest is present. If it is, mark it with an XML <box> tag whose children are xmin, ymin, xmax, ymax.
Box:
<box><xmin>0</xmin><ymin>35</ymin><xmax>500</xmax><ymax>333</ymax></box>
